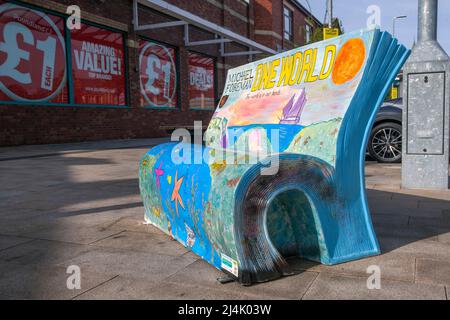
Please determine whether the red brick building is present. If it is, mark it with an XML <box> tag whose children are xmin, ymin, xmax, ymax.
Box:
<box><xmin>0</xmin><ymin>0</ymin><xmax>321</xmax><ymax>146</ymax></box>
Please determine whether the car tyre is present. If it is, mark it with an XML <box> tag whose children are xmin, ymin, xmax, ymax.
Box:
<box><xmin>368</xmin><ymin>122</ymin><xmax>402</xmax><ymax>163</ymax></box>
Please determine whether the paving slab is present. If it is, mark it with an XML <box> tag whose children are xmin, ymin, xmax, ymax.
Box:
<box><xmin>0</xmin><ymin>261</ymin><xmax>115</xmax><ymax>300</ymax></box>
<box><xmin>369</xmin><ymin>204</ymin><xmax>443</xmax><ymax>218</ymax></box>
<box><xmin>378</xmin><ymin>235</ymin><xmax>450</xmax><ymax>261</ymax></box>
<box><xmin>418</xmin><ymin>200</ymin><xmax>450</xmax><ymax>211</ymax></box>
<box><xmin>20</xmin><ymin>223</ymin><xmax>123</xmax><ymax>245</ymax></box>
<box><xmin>302</xmin><ymin>272</ymin><xmax>446</xmax><ymax>300</ymax></box>
<box><xmin>100</xmin><ymin>217</ymin><xmax>166</xmax><ymax>235</ymax></box>
<box><xmin>0</xmin><ymin>138</ymin><xmax>168</xmax><ymax>161</ymax></box>
<box><xmin>0</xmin><ymin>239</ymin><xmax>92</xmax><ymax>267</ymax></box>
<box><xmin>390</xmin><ymin>188</ymin><xmax>450</xmax><ymax>202</ymax></box>
<box><xmin>371</xmin><ymin>213</ymin><xmax>410</xmax><ymax>226</ymax></box>
<box><xmin>288</xmin><ymin>251</ymin><xmax>415</xmax><ymax>283</ymax></box>
<box><xmin>409</xmin><ymin>216</ymin><xmax>450</xmax><ymax>228</ymax></box>
<box><xmin>166</xmin><ymin>259</ymin><xmax>318</xmax><ymax>300</ymax></box>
<box><xmin>75</xmin><ymin>276</ymin><xmax>254</xmax><ymax>300</ymax></box>
<box><xmin>416</xmin><ymin>259</ymin><xmax>450</xmax><ymax>287</ymax></box>
<box><xmin>438</xmin><ymin>232</ymin><xmax>450</xmax><ymax>244</ymax></box>
<box><xmin>374</xmin><ymin>224</ymin><xmax>441</xmax><ymax>242</ymax></box>
<box><xmin>0</xmin><ymin>235</ymin><xmax>32</xmax><ymax>252</ymax></box>
<box><xmin>91</xmin><ymin>231</ymin><xmax>189</xmax><ymax>256</ymax></box>
<box><xmin>55</xmin><ymin>246</ymin><xmax>198</xmax><ymax>282</ymax></box>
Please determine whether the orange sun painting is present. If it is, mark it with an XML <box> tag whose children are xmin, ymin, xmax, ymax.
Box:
<box><xmin>332</xmin><ymin>38</ymin><xmax>366</xmax><ymax>85</ymax></box>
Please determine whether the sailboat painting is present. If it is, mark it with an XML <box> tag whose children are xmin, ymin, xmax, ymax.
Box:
<box><xmin>279</xmin><ymin>89</ymin><xmax>307</xmax><ymax>125</ymax></box>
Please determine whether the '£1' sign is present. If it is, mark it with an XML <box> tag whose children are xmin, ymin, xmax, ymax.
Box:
<box><xmin>139</xmin><ymin>42</ymin><xmax>177</xmax><ymax>108</ymax></box>
<box><xmin>0</xmin><ymin>3</ymin><xmax>66</xmax><ymax>102</ymax></box>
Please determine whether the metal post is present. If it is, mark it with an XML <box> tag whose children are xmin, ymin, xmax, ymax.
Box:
<box><xmin>327</xmin><ymin>0</ymin><xmax>333</xmax><ymax>28</ymax></box>
<box><xmin>402</xmin><ymin>0</ymin><xmax>450</xmax><ymax>190</ymax></box>
<box><xmin>418</xmin><ymin>0</ymin><xmax>437</xmax><ymax>41</ymax></box>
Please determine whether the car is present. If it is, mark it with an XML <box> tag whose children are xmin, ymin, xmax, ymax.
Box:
<box><xmin>368</xmin><ymin>98</ymin><xmax>403</xmax><ymax>163</ymax></box>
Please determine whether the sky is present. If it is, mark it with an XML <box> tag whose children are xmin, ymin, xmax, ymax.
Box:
<box><xmin>298</xmin><ymin>0</ymin><xmax>450</xmax><ymax>55</ymax></box>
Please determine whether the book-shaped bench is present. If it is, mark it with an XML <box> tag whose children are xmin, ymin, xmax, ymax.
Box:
<box><xmin>139</xmin><ymin>28</ymin><xmax>410</xmax><ymax>285</ymax></box>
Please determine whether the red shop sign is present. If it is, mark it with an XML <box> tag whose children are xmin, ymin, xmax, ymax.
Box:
<box><xmin>139</xmin><ymin>41</ymin><xmax>177</xmax><ymax>108</ymax></box>
<box><xmin>188</xmin><ymin>52</ymin><xmax>215</xmax><ymax>109</ymax></box>
<box><xmin>71</xmin><ymin>23</ymin><xmax>126</xmax><ymax>105</ymax></box>
<box><xmin>0</xmin><ymin>2</ymin><xmax>67</xmax><ymax>102</ymax></box>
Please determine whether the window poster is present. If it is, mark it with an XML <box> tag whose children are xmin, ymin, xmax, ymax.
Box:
<box><xmin>139</xmin><ymin>40</ymin><xmax>177</xmax><ymax>108</ymax></box>
<box><xmin>71</xmin><ymin>22</ymin><xmax>126</xmax><ymax>105</ymax></box>
<box><xmin>0</xmin><ymin>1</ymin><xmax>68</xmax><ymax>103</ymax></box>
<box><xmin>188</xmin><ymin>52</ymin><xmax>215</xmax><ymax>110</ymax></box>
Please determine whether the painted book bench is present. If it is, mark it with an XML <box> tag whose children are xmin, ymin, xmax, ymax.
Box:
<box><xmin>139</xmin><ymin>28</ymin><xmax>410</xmax><ymax>285</ymax></box>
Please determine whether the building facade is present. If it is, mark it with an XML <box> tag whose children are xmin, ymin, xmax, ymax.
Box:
<box><xmin>0</xmin><ymin>0</ymin><xmax>321</xmax><ymax>146</ymax></box>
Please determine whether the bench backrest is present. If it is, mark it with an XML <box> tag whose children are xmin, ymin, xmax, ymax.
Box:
<box><xmin>205</xmin><ymin>29</ymin><xmax>376</xmax><ymax>167</ymax></box>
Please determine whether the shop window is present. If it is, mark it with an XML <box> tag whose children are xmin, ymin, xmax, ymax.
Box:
<box><xmin>0</xmin><ymin>1</ymin><xmax>68</xmax><ymax>103</ymax></box>
<box><xmin>71</xmin><ymin>23</ymin><xmax>126</xmax><ymax>106</ymax></box>
<box><xmin>138</xmin><ymin>39</ymin><xmax>178</xmax><ymax>108</ymax></box>
<box><xmin>283</xmin><ymin>6</ymin><xmax>293</xmax><ymax>41</ymax></box>
<box><xmin>0</xmin><ymin>0</ymin><xmax>127</xmax><ymax>107</ymax></box>
<box><xmin>188</xmin><ymin>52</ymin><xmax>215</xmax><ymax>110</ymax></box>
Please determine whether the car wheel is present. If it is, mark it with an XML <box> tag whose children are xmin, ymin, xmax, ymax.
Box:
<box><xmin>368</xmin><ymin>122</ymin><xmax>402</xmax><ymax>163</ymax></box>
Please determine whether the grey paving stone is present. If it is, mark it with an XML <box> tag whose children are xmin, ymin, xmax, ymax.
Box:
<box><xmin>56</xmin><ymin>246</ymin><xmax>198</xmax><ymax>282</ymax></box>
<box><xmin>0</xmin><ymin>138</ymin><xmax>166</xmax><ymax>161</ymax></box>
<box><xmin>371</xmin><ymin>213</ymin><xmax>410</xmax><ymax>226</ymax></box>
<box><xmin>438</xmin><ymin>232</ymin><xmax>450</xmax><ymax>244</ymax></box>
<box><xmin>416</xmin><ymin>259</ymin><xmax>450</xmax><ymax>287</ymax></box>
<box><xmin>75</xmin><ymin>276</ymin><xmax>253</xmax><ymax>300</ymax></box>
<box><xmin>52</xmin><ymin>210</ymin><xmax>140</xmax><ymax>228</ymax></box>
<box><xmin>0</xmin><ymin>261</ymin><xmax>114</xmax><ymax>299</ymax></box>
<box><xmin>418</xmin><ymin>200</ymin><xmax>450</xmax><ymax>211</ymax></box>
<box><xmin>366</xmin><ymin>189</ymin><xmax>393</xmax><ymax>200</ymax></box>
<box><xmin>0</xmin><ymin>215</ymin><xmax>60</xmax><ymax>237</ymax></box>
<box><xmin>91</xmin><ymin>231</ymin><xmax>189</xmax><ymax>256</ymax></box>
<box><xmin>101</xmin><ymin>217</ymin><xmax>166</xmax><ymax>235</ymax></box>
<box><xmin>0</xmin><ymin>239</ymin><xmax>92</xmax><ymax>267</ymax></box>
<box><xmin>21</xmin><ymin>223</ymin><xmax>123</xmax><ymax>245</ymax></box>
<box><xmin>391</xmin><ymin>189</ymin><xmax>450</xmax><ymax>202</ymax></box>
<box><xmin>378</xmin><ymin>235</ymin><xmax>450</xmax><ymax>261</ymax></box>
<box><xmin>409</xmin><ymin>216</ymin><xmax>450</xmax><ymax>228</ymax></box>
<box><xmin>166</xmin><ymin>259</ymin><xmax>318</xmax><ymax>299</ymax></box>
<box><xmin>288</xmin><ymin>251</ymin><xmax>415</xmax><ymax>282</ymax></box>
<box><xmin>302</xmin><ymin>272</ymin><xmax>446</xmax><ymax>300</ymax></box>
<box><xmin>0</xmin><ymin>235</ymin><xmax>32</xmax><ymax>251</ymax></box>
<box><xmin>369</xmin><ymin>205</ymin><xmax>443</xmax><ymax>218</ymax></box>
<box><xmin>374</xmin><ymin>224</ymin><xmax>440</xmax><ymax>242</ymax></box>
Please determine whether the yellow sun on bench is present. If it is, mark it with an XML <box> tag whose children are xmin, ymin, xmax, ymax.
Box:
<box><xmin>332</xmin><ymin>38</ymin><xmax>366</xmax><ymax>85</ymax></box>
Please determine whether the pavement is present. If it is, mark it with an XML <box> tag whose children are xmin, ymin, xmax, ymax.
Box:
<box><xmin>0</xmin><ymin>139</ymin><xmax>449</xmax><ymax>300</ymax></box>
